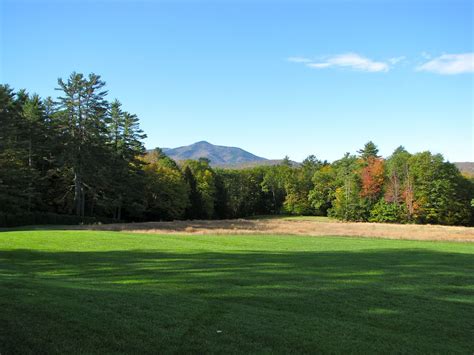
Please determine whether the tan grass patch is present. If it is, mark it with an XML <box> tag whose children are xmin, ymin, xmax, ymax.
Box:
<box><xmin>75</xmin><ymin>218</ymin><xmax>474</xmax><ymax>242</ymax></box>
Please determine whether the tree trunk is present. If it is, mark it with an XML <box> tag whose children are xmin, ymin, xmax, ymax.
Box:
<box><xmin>27</xmin><ymin>138</ymin><xmax>32</xmax><ymax>212</ymax></box>
<box><xmin>80</xmin><ymin>188</ymin><xmax>85</xmax><ymax>218</ymax></box>
<box><xmin>74</xmin><ymin>169</ymin><xmax>82</xmax><ymax>217</ymax></box>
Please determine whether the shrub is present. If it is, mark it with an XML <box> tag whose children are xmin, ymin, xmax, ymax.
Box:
<box><xmin>0</xmin><ymin>212</ymin><xmax>120</xmax><ymax>228</ymax></box>
<box><xmin>369</xmin><ymin>200</ymin><xmax>406</xmax><ymax>223</ymax></box>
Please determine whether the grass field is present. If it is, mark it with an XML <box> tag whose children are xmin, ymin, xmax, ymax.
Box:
<box><xmin>1</xmin><ymin>230</ymin><xmax>473</xmax><ymax>354</ymax></box>
<box><xmin>68</xmin><ymin>217</ymin><xmax>474</xmax><ymax>242</ymax></box>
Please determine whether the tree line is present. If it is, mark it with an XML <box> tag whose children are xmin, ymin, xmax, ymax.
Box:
<box><xmin>1</xmin><ymin>72</ymin><xmax>473</xmax><ymax>227</ymax></box>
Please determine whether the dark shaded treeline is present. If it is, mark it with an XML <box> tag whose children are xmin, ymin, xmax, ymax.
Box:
<box><xmin>1</xmin><ymin>73</ymin><xmax>473</xmax><ymax>226</ymax></box>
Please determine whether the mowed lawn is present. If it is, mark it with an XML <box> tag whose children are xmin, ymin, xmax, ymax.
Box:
<box><xmin>1</xmin><ymin>231</ymin><xmax>473</xmax><ymax>354</ymax></box>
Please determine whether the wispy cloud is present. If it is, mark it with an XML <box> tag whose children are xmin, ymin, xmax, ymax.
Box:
<box><xmin>421</xmin><ymin>51</ymin><xmax>431</xmax><ymax>60</ymax></box>
<box><xmin>287</xmin><ymin>56</ymin><xmax>312</xmax><ymax>63</ymax></box>
<box><xmin>289</xmin><ymin>53</ymin><xmax>391</xmax><ymax>72</ymax></box>
<box><xmin>388</xmin><ymin>56</ymin><xmax>406</xmax><ymax>65</ymax></box>
<box><xmin>417</xmin><ymin>53</ymin><xmax>474</xmax><ymax>74</ymax></box>
<box><xmin>308</xmin><ymin>53</ymin><xmax>390</xmax><ymax>72</ymax></box>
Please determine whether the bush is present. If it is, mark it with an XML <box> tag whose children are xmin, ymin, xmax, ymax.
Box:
<box><xmin>369</xmin><ymin>200</ymin><xmax>406</xmax><ymax>223</ymax></box>
<box><xmin>0</xmin><ymin>212</ymin><xmax>120</xmax><ymax>228</ymax></box>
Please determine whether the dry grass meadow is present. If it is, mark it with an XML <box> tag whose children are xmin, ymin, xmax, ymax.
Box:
<box><xmin>75</xmin><ymin>217</ymin><xmax>474</xmax><ymax>242</ymax></box>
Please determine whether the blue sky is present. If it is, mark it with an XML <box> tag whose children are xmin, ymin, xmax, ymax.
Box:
<box><xmin>1</xmin><ymin>0</ymin><xmax>473</xmax><ymax>162</ymax></box>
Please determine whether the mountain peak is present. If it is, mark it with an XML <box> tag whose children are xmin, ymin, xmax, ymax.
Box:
<box><xmin>159</xmin><ymin>141</ymin><xmax>268</xmax><ymax>167</ymax></box>
<box><xmin>194</xmin><ymin>140</ymin><xmax>211</xmax><ymax>145</ymax></box>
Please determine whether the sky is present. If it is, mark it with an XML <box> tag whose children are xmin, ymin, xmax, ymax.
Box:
<box><xmin>1</xmin><ymin>0</ymin><xmax>473</xmax><ymax>162</ymax></box>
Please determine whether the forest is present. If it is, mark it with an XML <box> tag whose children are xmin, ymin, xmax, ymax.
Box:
<box><xmin>1</xmin><ymin>72</ymin><xmax>473</xmax><ymax>227</ymax></box>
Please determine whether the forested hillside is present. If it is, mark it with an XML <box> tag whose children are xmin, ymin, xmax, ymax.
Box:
<box><xmin>454</xmin><ymin>162</ymin><xmax>474</xmax><ymax>177</ymax></box>
<box><xmin>159</xmin><ymin>141</ymin><xmax>298</xmax><ymax>168</ymax></box>
<box><xmin>1</xmin><ymin>73</ymin><xmax>473</xmax><ymax>227</ymax></box>
<box><xmin>162</xmin><ymin>141</ymin><xmax>268</xmax><ymax>166</ymax></box>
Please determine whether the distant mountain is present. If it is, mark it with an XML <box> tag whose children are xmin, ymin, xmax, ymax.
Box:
<box><xmin>154</xmin><ymin>143</ymin><xmax>474</xmax><ymax>172</ymax></box>
<box><xmin>160</xmin><ymin>141</ymin><xmax>269</xmax><ymax>167</ymax></box>
<box><xmin>454</xmin><ymin>162</ymin><xmax>474</xmax><ymax>176</ymax></box>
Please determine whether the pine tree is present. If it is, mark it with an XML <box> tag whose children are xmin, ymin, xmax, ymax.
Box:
<box><xmin>107</xmin><ymin>100</ymin><xmax>147</xmax><ymax>219</ymax></box>
<box><xmin>55</xmin><ymin>72</ymin><xmax>109</xmax><ymax>216</ymax></box>
<box><xmin>358</xmin><ymin>141</ymin><xmax>380</xmax><ymax>160</ymax></box>
<box><xmin>0</xmin><ymin>85</ymin><xmax>31</xmax><ymax>213</ymax></box>
<box><xmin>20</xmin><ymin>94</ymin><xmax>52</xmax><ymax>211</ymax></box>
<box><xmin>183</xmin><ymin>166</ymin><xmax>203</xmax><ymax>219</ymax></box>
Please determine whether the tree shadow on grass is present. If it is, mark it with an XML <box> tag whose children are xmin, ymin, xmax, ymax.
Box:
<box><xmin>1</xmin><ymin>248</ymin><xmax>473</xmax><ymax>354</ymax></box>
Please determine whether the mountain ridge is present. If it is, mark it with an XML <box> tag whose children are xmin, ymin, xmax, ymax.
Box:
<box><xmin>454</xmin><ymin>162</ymin><xmax>474</xmax><ymax>176</ymax></box>
<box><xmin>151</xmin><ymin>141</ymin><xmax>474</xmax><ymax>172</ymax></box>
<box><xmin>159</xmin><ymin>141</ymin><xmax>269</xmax><ymax>167</ymax></box>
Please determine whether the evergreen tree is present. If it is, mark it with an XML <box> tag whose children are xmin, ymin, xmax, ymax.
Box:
<box><xmin>106</xmin><ymin>100</ymin><xmax>147</xmax><ymax>219</ymax></box>
<box><xmin>183</xmin><ymin>166</ymin><xmax>203</xmax><ymax>219</ymax></box>
<box><xmin>358</xmin><ymin>141</ymin><xmax>380</xmax><ymax>160</ymax></box>
<box><xmin>20</xmin><ymin>94</ymin><xmax>52</xmax><ymax>211</ymax></box>
<box><xmin>55</xmin><ymin>72</ymin><xmax>109</xmax><ymax>216</ymax></box>
<box><xmin>0</xmin><ymin>85</ymin><xmax>31</xmax><ymax>213</ymax></box>
<box><xmin>213</xmin><ymin>172</ymin><xmax>229</xmax><ymax>219</ymax></box>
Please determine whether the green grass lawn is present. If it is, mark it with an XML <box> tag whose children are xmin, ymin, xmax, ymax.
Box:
<box><xmin>1</xmin><ymin>231</ymin><xmax>473</xmax><ymax>354</ymax></box>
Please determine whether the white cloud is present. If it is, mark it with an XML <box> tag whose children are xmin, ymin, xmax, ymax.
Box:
<box><xmin>305</xmin><ymin>53</ymin><xmax>390</xmax><ymax>72</ymax></box>
<box><xmin>421</xmin><ymin>51</ymin><xmax>431</xmax><ymax>59</ymax></box>
<box><xmin>307</xmin><ymin>62</ymin><xmax>331</xmax><ymax>68</ymax></box>
<box><xmin>287</xmin><ymin>56</ymin><xmax>312</xmax><ymax>63</ymax></box>
<box><xmin>417</xmin><ymin>53</ymin><xmax>474</xmax><ymax>74</ymax></box>
<box><xmin>388</xmin><ymin>56</ymin><xmax>406</xmax><ymax>65</ymax></box>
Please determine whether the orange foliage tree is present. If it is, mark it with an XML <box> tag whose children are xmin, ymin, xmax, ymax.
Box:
<box><xmin>360</xmin><ymin>157</ymin><xmax>385</xmax><ymax>200</ymax></box>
